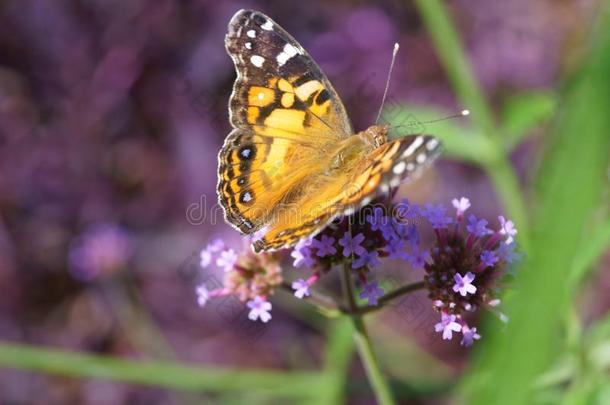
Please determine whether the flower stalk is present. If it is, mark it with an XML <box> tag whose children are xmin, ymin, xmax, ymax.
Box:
<box><xmin>341</xmin><ymin>262</ymin><xmax>397</xmax><ymax>405</ymax></box>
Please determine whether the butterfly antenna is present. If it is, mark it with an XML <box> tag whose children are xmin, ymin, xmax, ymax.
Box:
<box><xmin>392</xmin><ymin>110</ymin><xmax>470</xmax><ymax>130</ymax></box>
<box><xmin>375</xmin><ymin>42</ymin><xmax>400</xmax><ymax>125</ymax></box>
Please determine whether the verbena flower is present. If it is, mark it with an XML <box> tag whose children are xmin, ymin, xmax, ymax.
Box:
<box><xmin>291</xmin><ymin>273</ymin><xmax>320</xmax><ymax>299</ymax></box>
<box><xmin>460</xmin><ymin>324</ymin><xmax>481</xmax><ymax>347</ymax></box>
<box><xmin>423</xmin><ymin>197</ymin><xmax>518</xmax><ymax>345</ymax></box>
<box><xmin>195</xmin><ymin>284</ymin><xmax>209</xmax><ymax>307</ymax></box>
<box><xmin>452</xmin><ymin>197</ymin><xmax>471</xmax><ymax>219</ymax></box>
<box><xmin>312</xmin><ymin>235</ymin><xmax>337</xmax><ymax>257</ymax></box>
<box><xmin>480</xmin><ymin>250</ymin><xmax>499</xmax><ymax>267</ymax></box>
<box><xmin>216</xmin><ymin>249</ymin><xmax>238</xmax><ymax>272</ymax></box>
<box><xmin>466</xmin><ymin>214</ymin><xmax>492</xmax><ymax>237</ymax></box>
<box><xmin>435</xmin><ymin>312</ymin><xmax>462</xmax><ymax>340</ymax></box>
<box><xmin>352</xmin><ymin>250</ymin><xmax>381</xmax><ymax>269</ymax></box>
<box><xmin>200</xmin><ymin>238</ymin><xmax>226</xmax><ymax>268</ymax></box>
<box><xmin>498</xmin><ymin>215</ymin><xmax>518</xmax><ymax>244</ymax></box>
<box><xmin>291</xmin><ymin>239</ymin><xmax>316</xmax><ymax>268</ymax></box>
<box><xmin>338</xmin><ymin>232</ymin><xmax>366</xmax><ymax>257</ymax></box>
<box><xmin>452</xmin><ymin>272</ymin><xmax>477</xmax><ymax>297</ymax></box>
<box><xmin>422</xmin><ymin>203</ymin><xmax>453</xmax><ymax>229</ymax></box>
<box><xmin>247</xmin><ymin>296</ymin><xmax>272</xmax><ymax>323</ymax></box>
<box><xmin>359</xmin><ymin>282</ymin><xmax>385</xmax><ymax>306</ymax></box>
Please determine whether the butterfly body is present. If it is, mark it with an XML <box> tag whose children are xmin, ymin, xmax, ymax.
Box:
<box><xmin>219</xmin><ymin>10</ymin><xmax>442</xmax><ymax>252</ymax></box>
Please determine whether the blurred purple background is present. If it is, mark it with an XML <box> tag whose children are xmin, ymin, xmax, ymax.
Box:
<box><xmin>0</xmin><ymin>0</ymin><xmax>597</xmax><ymax>403</ymax></box>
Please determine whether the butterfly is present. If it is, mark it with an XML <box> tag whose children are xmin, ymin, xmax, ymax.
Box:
<box><xmin>218</xmin><ymin>9</ymin><xmax>442</xmax><ymax>252</ymax></box>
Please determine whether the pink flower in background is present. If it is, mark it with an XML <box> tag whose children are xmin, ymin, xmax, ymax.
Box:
<box><xmin>291</xmin><ymin>279</ymin><xmax>311</xmax><ymax>299</ymax></box>
<box><xmin>69</xmin><ymin>224</ymin><xmax>132</xmax><ymax>282</ymax></box>
<box><xmin>247</xmin><ymin>297</ymin><xmax>272</xmax><ymax>323</ymax></box>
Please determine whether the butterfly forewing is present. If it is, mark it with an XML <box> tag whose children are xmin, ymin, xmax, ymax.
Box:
<box><xmin>224</xmin><ymin>9</ymin><xmax>352</xmax><ymax>137</ymax></box>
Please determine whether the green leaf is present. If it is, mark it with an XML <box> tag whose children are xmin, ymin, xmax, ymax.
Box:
<box><xmin>501</xmin><ymin>91</ymin><xmax>557</xmax><ymax>150</ymax></box>
<box><xmin>0</xmin><ymin>342</ymin><xmax>324</xmax><ymax>398</ymax></box>
<box><xmin>570</xmin><ymin>218</ymin><xmax>610</xmax><ymax>288</ymax></box>
<box><xmin>462</xmin><ymin>4</ymin><xmax>610</xmax><ymax>405</ymax></box>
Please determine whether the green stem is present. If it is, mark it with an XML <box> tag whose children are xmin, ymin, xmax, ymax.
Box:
<box><xmin>341</xmin><ymin>263</ymin><xmax>397</xmax><ymax>405</ymax></box>
<box><xmin>0</xmin><ymin>342</ymin><xmax>323</xmax><ymax>397</ymax></box>
<box><xmin>570</xmin><ymin>218</ymin><xmax>610</xmax><ymax>287</ymax></box>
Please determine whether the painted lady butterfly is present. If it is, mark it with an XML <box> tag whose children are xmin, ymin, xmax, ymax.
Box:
<box><xmin>218</xmin><ymin>9</ymin><xmax>442</xmax><ymax>252</ymax></box>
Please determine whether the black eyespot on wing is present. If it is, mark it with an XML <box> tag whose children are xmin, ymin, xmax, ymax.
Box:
<box><xmin>239</xmin><ymin>144</ymin><xmax>256</xmax><ymax>160</ymax></box>
<box><xmin>240</xmin><ymin>190</ymin><xmax>255</xmax><ymax>205</ymax></box>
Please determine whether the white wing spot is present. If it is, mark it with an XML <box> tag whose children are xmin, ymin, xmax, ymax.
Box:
<box><xmin>277</xmin><ymin>53</ymin><xmax>289</xmax><ymax>66</ymax></box>
<box><xmin>392</xmin><ymin>161</ymin><xmax>406</xmax><ymax>175</ymax></box>
<box><xmin>402</xmin><ymin>136</ymin><xmax>424</xmax><ymax>157</ymax></box>
<box><xmin>406</xmin><ymin>163</ymin><xmax>415</xmax><ymax>171</ymax></box>
<box><xmin>247</xmin><ymin>30</ymin><xmax>256</xmax><ymax>38</ymax></box>
<box><xmin>389</xmin><ymin>177</ymin><xmax>401</xmax><ymax>188</ymax></box>
<box><xmin>245</xmin><ymin>42</ymin><xmax>252</xmax><ymax>49</ymax></box>
<box><xmin>250</xmin><ymin>55</ymin><xmax>265</xmax><ymax>67</ymax></box>
<box><xmin>257</xmin><ymin>92</ymin><xmax>265</xmax><ymax>100</ymax></box>
<box><xmin>261</xmin><ymin>20</ymin><xmax>273</xmax><ymax>30</ymax></box>
<box><xmin>426</xmin><ymin>139</ymin><xmax>439</xmax><ymax>151</ymax></box>
<box><xmin>362</xmin><ymin>196</ymin><xmax>372</xmax><ymax>206</ymax></box>
<box><xmin>276</xmin><ymin>43</ymin><xmax>299</xmax><ymax>66</ymax></box>
<box><xmin>380</xmin><ymin>184</ymin><xmax>390</xmax><ymax>193</ymax></box>
<box><xmin>416</xmin><ymin>153</ymin><xmax>427</xmax><ymax>164</ymax></box>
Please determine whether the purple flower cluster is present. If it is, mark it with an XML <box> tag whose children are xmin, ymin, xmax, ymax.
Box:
<box><xmin>424</xmin><ymin>198</ymin><xmax>519</xmax><ymax>345</ymax></box>
<box><xmin>196</xmin><ymin>197</ymin><xmax>519</xmax><ymax>340</ymax></box>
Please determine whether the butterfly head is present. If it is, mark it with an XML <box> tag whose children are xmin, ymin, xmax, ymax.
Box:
<box><xmin>361</xmin><ymin>124</ymin><xmax>390</xmax><ymax>148</ymax></box>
